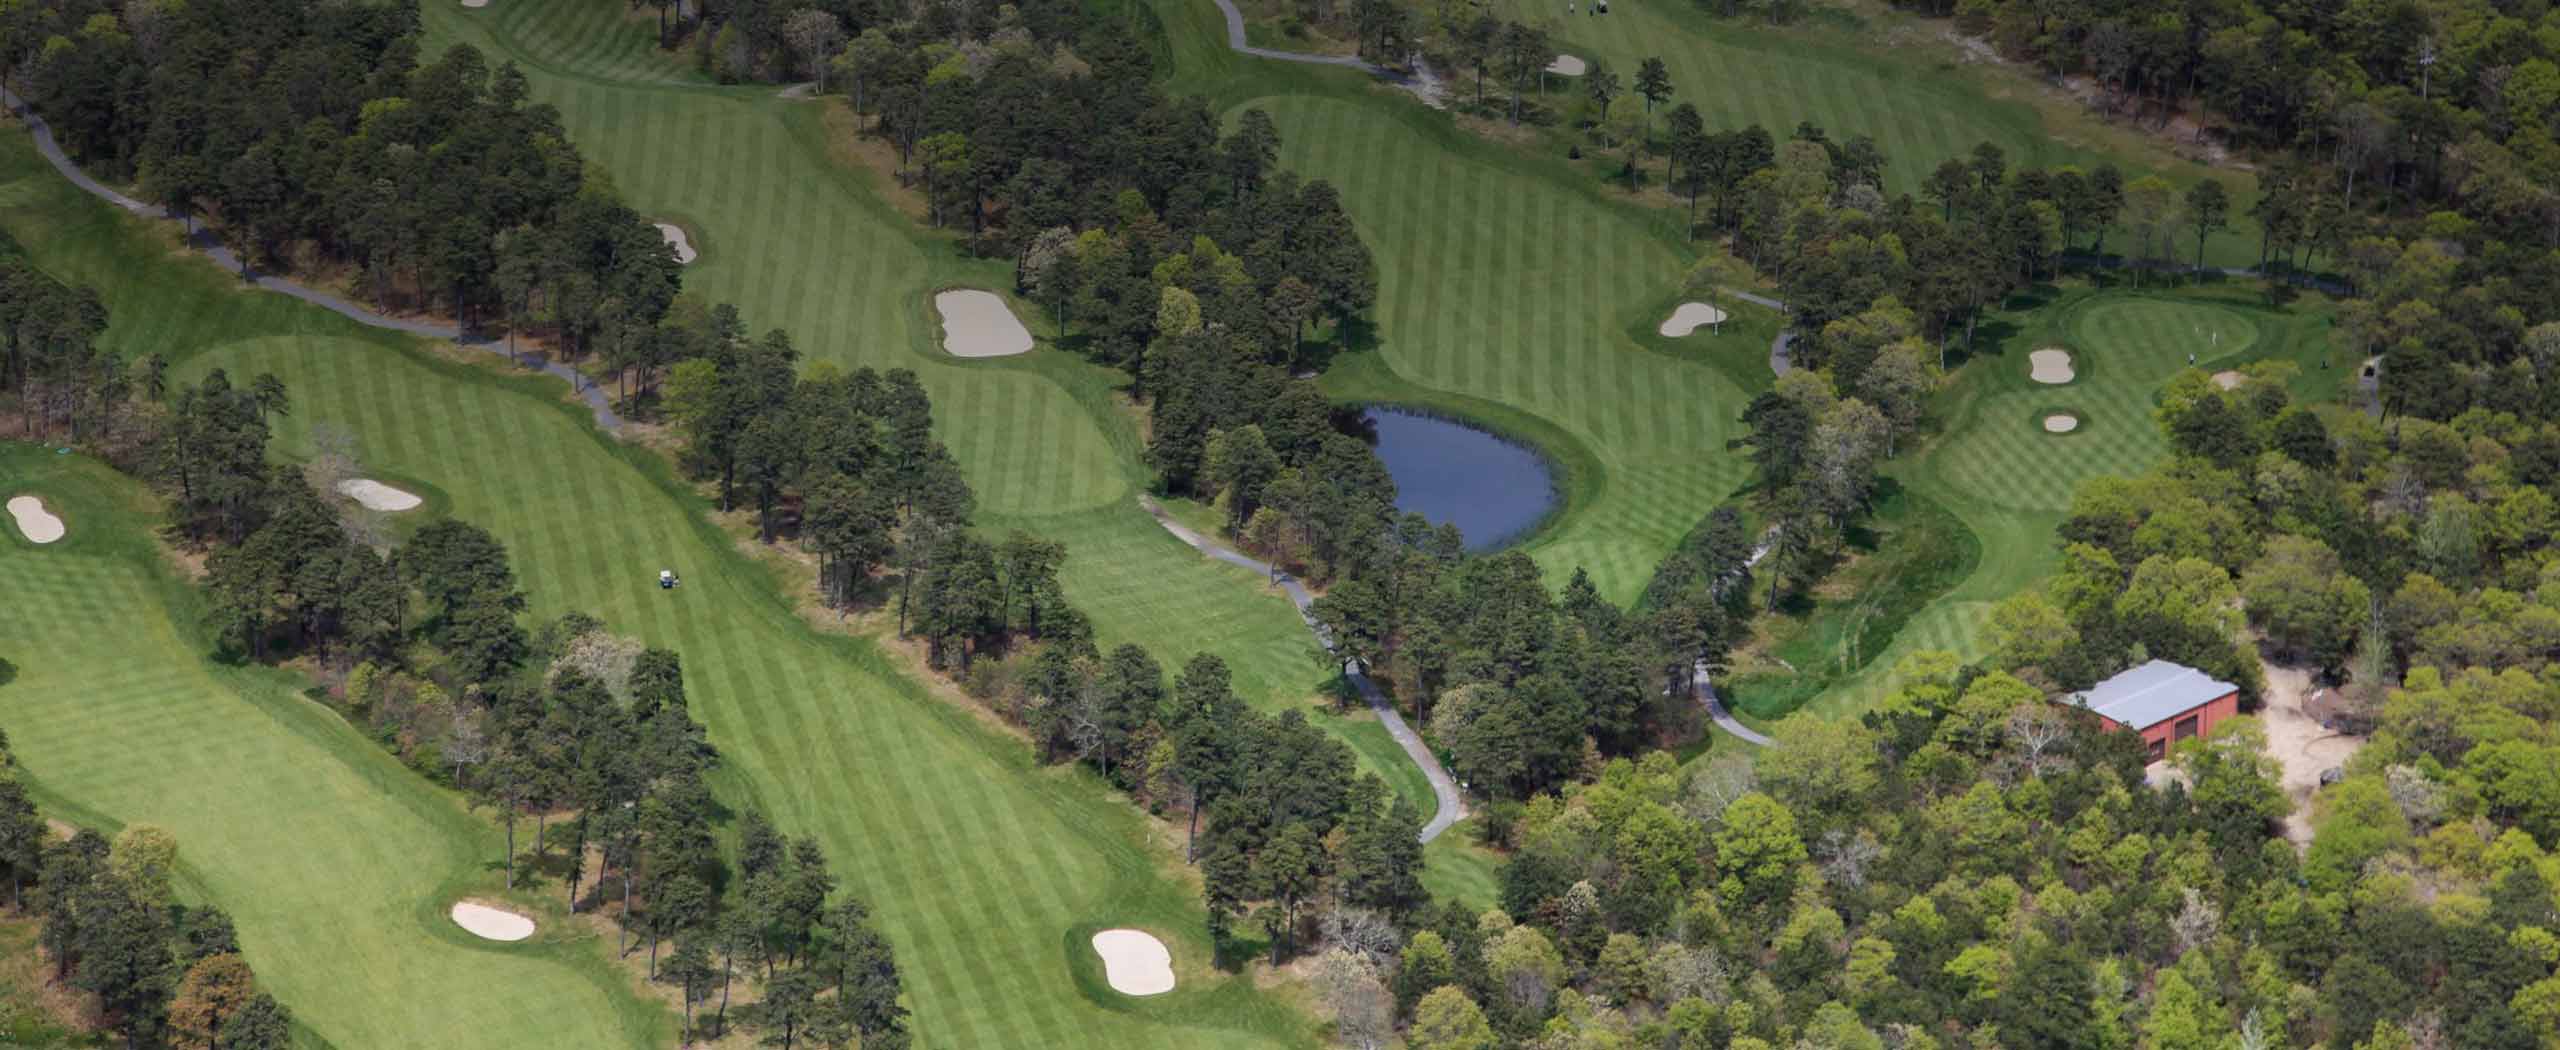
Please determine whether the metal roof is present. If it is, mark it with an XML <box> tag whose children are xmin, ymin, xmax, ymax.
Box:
<box><xmin>2068</xmin><ymin>660</ymin><xmax>2238</xmax><ymax>730</ymax></box>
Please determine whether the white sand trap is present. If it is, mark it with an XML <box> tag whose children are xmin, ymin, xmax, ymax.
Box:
<box><xmin>656</xmin><ymin>223</ymin><xmax>697</xmax><ymax>265</ymax></box>
<box><xmin>450</xmin><ymin>901</ymin><xmax>535</xmax><ymax>941</ymax></box>
<box><xmin>1091</xmin><ymin>929</ymin><xmax>1174</xmax><ymax>995</ymax></box>
<box><xmin>461</xmin><ymin>0</ymin><xmax>487</xmax><ymax>8</ymax></box>
<box><xmin>2029</xmin><ymin>348</ymin><xmax>2074</xmax><ymax>384</ymax></box>
<box><xmin>936</xmin><ymin>289</ymin><xmax>1034</xmax><ymax>358</ymax></box>
<box><xmin>1657</xmin><ymin>302</ymin><xmax>1728</xmax><ymax>337</ymax></box>
<box><xmin>1546</xmin><ymin>55</ymin><xmax>1588</xmax><ymax>76</ymax></box>
<box><xmin>7</xmin><ymin>496</ymin><xmax>63</xmax><ymax>544</ymax></box>
<box><xmin>336</xmin><ymin>479</ymin><xmax>422</xmax><ymax>512</ymax></box>
<box><xmin>2043</xmin><ymin>414</ymin><xmax>2079</xmax><ymax>434</ymax></box>
<box><xmin>2212</xmin><ymin>370</ymin><xmax>2245</xmax><ymax>390</ymax></box>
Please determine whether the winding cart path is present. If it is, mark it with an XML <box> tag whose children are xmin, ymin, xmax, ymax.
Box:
<box><xmin>1140</xmin><ymin>497</ymin><xmax>1469</xmax><ymax>842</ymax></box>
<box><xmin>5</xmin><ymin>90</ymin><xmax>624</xmax><ymax>432</ymax></box>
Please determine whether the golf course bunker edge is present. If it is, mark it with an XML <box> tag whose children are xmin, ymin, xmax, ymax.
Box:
<box><xmin>935</xmin><ymin>289</ymin><xmax>1034</xmax><ymax>358</ymax></box>
<box><xmin>7</xmin><ymin>495</ymin><xmax>63</xmax><ymax>543</ymax></box>
<box><xmin>336</xmin><ymin>479</ymin><xmax>423</xmax><ymax>512</ymax></box>
<box><xmin>2029</xmin><ymin>347</ymin><xmax>2075</xmax><ymax>384</ymax></box>
<box><xmin>1091</xmin><ymin>929</ymin><xmax>1175</xmax><ymax>995</ymax></box>
<box><xmin>2043</xmin><ymin>412</ymin><xmax>2081</xmax><ymax>434</ymax></box>
<box><xmin>1657</xmin><ymin>302</ymin><xmax>1727</xmax><ymax>337</ymax></box>
<box><xmin>449</xmin><ymin>901</ymin><xmax>535</xmax><ymax>941</ymax></box>
<box><xmin>656</xmin><ymin>223</ymin><xmax>697</xmax><ymax>265</ymax></box>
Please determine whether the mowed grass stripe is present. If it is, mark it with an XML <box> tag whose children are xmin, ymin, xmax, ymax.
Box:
<box><xmin>170</xmin><ymin>329</ymin><xmax>1300</xmax><ymax>1050</ymax></box>
<box><xmin>0</xmin><ymin>454</ymin><xmax>659</xmax><ymax>1050</ymax></box>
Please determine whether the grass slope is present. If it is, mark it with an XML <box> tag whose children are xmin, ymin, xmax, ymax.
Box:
<box><xmin>0</xmin><ymin>130</ymin><xmax>1308</xmax><ymax>1050</ymax></box>
<box><xmin>0</xmin><ymin>447</ymin><xmax>667</xmax><ymax>1050</ymax></box>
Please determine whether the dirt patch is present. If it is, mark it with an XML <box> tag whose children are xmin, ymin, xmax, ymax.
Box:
<box><xmin>2261</xmin><ymin>663</ymin><xmax>2365</xmax><ymax>846</ymax></box>
<box><xmin>821</xmin><ymin>104</ymin><xmax>932</xmax><ymax>224</ymax></box>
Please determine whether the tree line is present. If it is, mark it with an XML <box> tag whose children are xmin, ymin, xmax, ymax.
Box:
<box><xmin>14</xmin><ymin>0</ymin><xmax>683</xmax><ymax>361</ymax></box>
<box><xmin>0</xmin><ymin>755</ymin><xmax>297</xmax><ymax>1050</ymax></box>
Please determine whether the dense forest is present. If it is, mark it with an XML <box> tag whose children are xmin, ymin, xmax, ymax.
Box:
<box><xmin>16</xmin><ymin>0</ymin><xmax>683</xmax><ymax>356</ymax></box>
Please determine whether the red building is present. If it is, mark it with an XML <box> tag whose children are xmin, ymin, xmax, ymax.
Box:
<box><xmin>2067</xmin><ymin>660</ymin><xmax>2242</xmax><ymax>763</ymax></box>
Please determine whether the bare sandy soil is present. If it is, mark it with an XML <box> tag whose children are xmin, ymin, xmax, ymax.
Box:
<box><xmin>7</xmin><ymin>496</ymin><xmax>62</xmax><ymax>543</ymax></box>
<box><xmin>1546</xmin><ymin>55</ymin><xmax>1587</xmax><ymax>76</ymax></box>
<box><xmin>655</xmin><ymin>223</ymin><xmax>697</xmax><ymax>265</ymax></box>
<box><xmin>1090</xmin><ymin>929</ymin><xmax>1174</xmax><ymax>995</ymax></box>
<box><xmin>2213</xmin><ymin>370</ymin><xmax>2245</xmax><ymax>390</ymax></box>
<box><xmin>2029</xmin><ymin>348</ymin><xmax>2074</xmax><ymax>383</ymax></box>
<box><xmin>335</xmin><ymin>479</ymin><xmax>422</xmax><ymax>512</ymax></box>
<box><xmin>449</xmin><ymin>901</ymin><xmax>535</xmax><ymax>941</ymax></box>
<box><xmin>2261</xmin><ymin>663</ymin><xmax>2365</xmax><ymax>845</ymax></box>
<box><xmin>1657</xmin><ymin>302</ymin><xmax>1727</xmax><ymax>337</ymax></box>
<box><xmin>935</xmin><ymin>290</ymin><xmax>1034</xmax><ymax>357</ymax></box>
<box><xmin>2042</xmin><ymin>414</ymin><xmax>2079</xmax><ymax>433</ymax></box>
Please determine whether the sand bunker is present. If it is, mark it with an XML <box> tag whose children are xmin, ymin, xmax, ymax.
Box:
<box><xmin>1546</xmin><ymin>55</ymin><xmax>1588</xmax><ymax>76</ymax></box>
<box><xmin>935</xmin><ymin>289</ymin><xmax>1034</xmax><ymax>358</ymax></box>
<box><xmin>7</xmin><ymin>496</ymin><xmax>62</xmax><ymax>544</ymax></box>
<box><xmin>336</xmin><ymin>479</ymin><xmax>422</xmax><ymax>512</ymax></box>
<box><xmin>1657</xmin><ymin>302</ymin><xmax>1728</xmax><ymax>337</ymax></box>
<box><xmin>450</xmin><ymin>901</ymin><xmax>534</xmax><ymax>941</ymax></box>
<box><xmin>2043</xmin><ymin>414</ymin><xmax>2079</xmax><ymax>434</ymax></box>
<box><xmin>2029</xmin><ymin>348</ymin><xmax>2074</xmax><ymax>384</ymax></box>
<box><xmin>461</xmin><ymin>0</ymin><xmax>486</xmax><ymax>7</ymax></box>
<box><xmin>656</xmin><ymin>223</ymin><xmax>697</xmax><ymax>265</ymax></box>
<box><xmin>2212</xmin><ymin>370</ymin><xmax>2245</xmax><ymax>390</ymax></box>
<box><xmin>1091</xmin><ymin>929</ymin><xmax>1174</xmax><ymax>995</ymax></box>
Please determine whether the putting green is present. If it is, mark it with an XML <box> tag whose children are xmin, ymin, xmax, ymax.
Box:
<box><xmin>1796</xmin><ymin>290</ymin><xmax>2321</xmax><ymax>721</ymax></box>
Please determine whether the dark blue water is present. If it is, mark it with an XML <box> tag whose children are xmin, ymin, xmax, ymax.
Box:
<box><xmin>1363</xmin><ymin>407</ymin><xmax>1558</xmax><ymax>551</ymax></box>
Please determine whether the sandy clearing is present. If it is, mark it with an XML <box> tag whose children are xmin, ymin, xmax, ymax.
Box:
<box><xmin>2262</xmin><ymin>663</ymin><xmax>2365</xmax><ymax>846</ymax></box>
<box><xmin>1546</xmin><ymin>55</ymin><xmax>1587</xmax><ymax>76</ymax></box>
<box><xmin>1657</xmin><ymin>302</ymin><xmax>1728</xmax><ymax>337</ymax></box>
<box><xmin>1091</xmin><ymin>929</ymin><xmax>1174</xmax><ymax>995</ymax></box>
<box><xmin>935</xmin><ymin>289</ymin><xmax>1034</xmax><ymax>358</ymax></box>
<box><xmin>2029</xmin><ymin>348</ymin><xmax>2074</xmax><ymax>384</ymax></box>
<box><xmin>335</xmin><ymin>479</ymin><xmax>422</xmax><ymax>512</ymax></box>
<box><xmin>656</xmin><ymin>223</ymin><xmax>698</xmax><ymax>265</ymax></box>
<box><xmin>7</xmin><ymin>496</ymin><xmax>63</xmax><ymax>544</ymax></box>
<box><xmin>2212</xmin><ymin>370</ymin><xmax>2245</xmax><ymax>390</ymax></box>
<box><xmin>2043</xmin><ymin>414</ymin><xmax>2079</xmax><ymax>433</ymax></box>
<box><xmin>450</xmin><ymin>901</ymin><xmax>535</xmax><ymax>941</ymax></box>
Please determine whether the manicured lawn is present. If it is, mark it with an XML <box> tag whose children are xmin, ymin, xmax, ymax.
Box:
<box><xmin>0</xmin><ymin>130</ymin><xmax>1308</xmax><ymax>1050</ymax></box>
<box><xmin>0</xmin><ymin>447</ymin><xmax>668</xmax><ymax>1050</ymax></box>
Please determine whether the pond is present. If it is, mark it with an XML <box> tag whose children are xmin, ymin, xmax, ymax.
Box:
<box><xmin>1362</xmin><ymin>407</ymin><xmax>1558</xmax><ymax>551</ymax></box>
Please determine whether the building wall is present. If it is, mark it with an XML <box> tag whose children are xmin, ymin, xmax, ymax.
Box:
<box><xmin>2131</xmin><ymin>690</ymin><xmax>2241</xmax><ymax>761</ymax></box>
